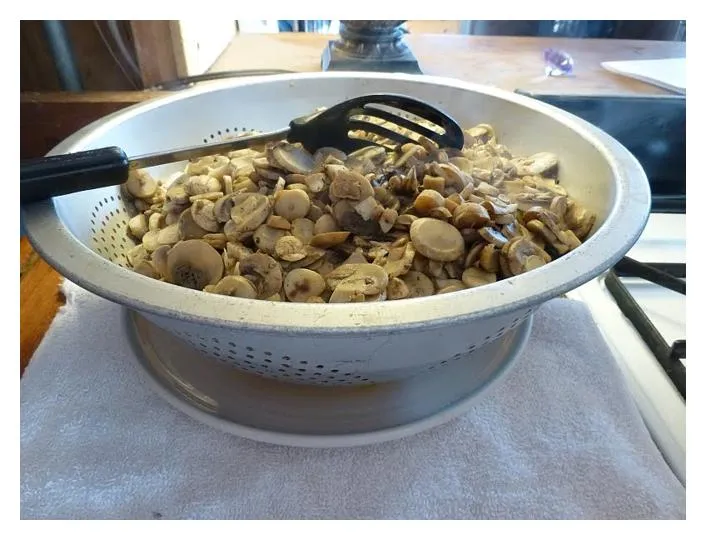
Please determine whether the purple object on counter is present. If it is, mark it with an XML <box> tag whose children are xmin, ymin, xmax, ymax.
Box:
<box><xmin>543</xmin><ymin>48</ymin><xmax>575</xmax><ymax>76</ymax></box>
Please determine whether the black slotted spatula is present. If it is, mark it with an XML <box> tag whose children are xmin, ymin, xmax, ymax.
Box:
<box><xmin>20</xmin><ymin>93</ymin><xmax>464</xmax><ymax>205</ymax></box>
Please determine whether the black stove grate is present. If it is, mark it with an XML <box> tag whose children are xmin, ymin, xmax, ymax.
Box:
<box><xmin>605</xmin><ymin>258</ymin><xmax>686</xmax><ymax>399</ymax></box>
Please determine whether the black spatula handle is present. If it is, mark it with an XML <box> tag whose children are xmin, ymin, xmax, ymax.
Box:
<box><xmin>21</xmin><ymin>146</ymin><xmax>130</xmax><ymax>204</ymax></box>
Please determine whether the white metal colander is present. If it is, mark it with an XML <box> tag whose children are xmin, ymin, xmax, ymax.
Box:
<box><xmin>22</xmin><ymin>73</ymin><xmax>650</xmax><ymax>387</ymax></box>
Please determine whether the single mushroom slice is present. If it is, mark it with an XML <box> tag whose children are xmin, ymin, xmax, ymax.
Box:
<box><xmin>178</xmin><ymin>208</ymin><xmax>209</xmax><ymax>240</ymax></box>
<box><xmin>453</xmin><ymin>203</ymin><xmax>491</xmax><ymax>229</ymax></box>
<box><xmin>333</xmin><ymin>200</ymin><xmax>381</xmax><ymax>236</ymax></box>
<box><xmin>310</xmin><ymin>231</ymin><xmax>351</xmax><ymax>249</ymax></box>
<box><xmin>478</xmin><ymin>244</ymin><xmax>500</xmax><ymax>273</ymax></box>
<box><xmin>157</xmin><ymin>223</ymin><xmax>180</xmax><ymax>246</ymax></box>
<box><xmin>274</xmin><ymin>189</ymin><xmax>311</xmax><ymax>221</ymax></box>
<box><xmin>230</xmin><ymin>193</ymin><xmax>272</xmax><ymax>237</ymax></box>
<box><xmin>268</xmin><ymin>142</ymin><xmax>316</xmax><ymax>174</ymax></box>
<box><xmin>328</xmin><ymin>264</ymin><xmax>389</xmax><ymax>303</ymax></box>
<box><xmin>266</xmin><ymin>215</ymin><xmax>292</xmax><ymax>230</ymax></box>
<box><xmin>513</xmin><ymin>152</ymin><xmax>559</xmax><ymax>178</ymax></box>
<box><xmin>291</xmin><ymin>217</ymin><xmax>315</xmax><ymax>244</ymax></box>
<box><xmin>501</xmin><ymin>236</ymin><xmax>552</xmax><ymax>276</ymax></box>
<box><xmin>212</xmin><ymin>275</ymin><xmax>258</xmax><ymax>298</ymax></box>
<box><xmin>328</xmin><ymin>167</ymin><xmax>375</xmax><ymax>202</ymax></box>
<box><xmin>401</xmin><ymin>270</ymin><xmax>435</xmax><ymax>298</ymax></box>
<box><xmin>125</xmin><ymin>169</ymin><xmax>157</xmax><ymax>199</ymax></box>
<box><xmin>436</xmin><ymin>278</ymin><xmax>466</xmax><ymax>295</ymax></box>
<box><xmin>128</xmin><ymin>214</ymin><xmax>148</xmax><ymax>240</ymax></box>
<box><xmin>302</xmin><ymin>172</ymin><xmax>326</xmax><ymax>193</ymax></box>
<box><xmin>165</xmin><ymin>239</ymin><xmax>224</xmax><ymax>290</ymax></box>
<box><xmin>409</xmin><ymin>218</ymin><xmax>465</xmax><ymax>262</ymax></box>
<box><xmin>185</xmin><ymin>175</ymin><xmax>221</xmax><ymax>196</ymax></box>
<box><xmin>378</xmin><ymin>208</ymin><xmax>398</xmax><ymax>233</ymax></box>
<box><xmin>462</xmin><ymin>266</ymin><xmax>497</xmax><ymax>288</ymax></box>
<box><xmin>151</xmin><ymin>245</ymin><xmax>170</xmax><ymax>278</ymax></box>
<box><xmin>413</xmin><ymin>189</ymin><xmax>445</xmax><ymax>216</ymax></box>
<box><xmin>191</xmin><ymin>199</ymin><xmax>220</xmax><ymax>232</ymax></box>
<box><xmin>386</xmin><ymin>276</ymin><xmax>410</xmax><ymax>300</ymax></box>
<box><xmin>275</xmin><ymin>235</ymin><xmax>307</xmax><ymax>262</ymax></box>
<box><xmin>189</xmin><ymin>191</ymin><xmax>223</xmax><ymax>203</ymax></box>
<box><xmin>166</xmin><ymin>183</ymin><xmax>190</xmax><ymax>205</ymax></box>
<box><xmin>203</xmin><ymin>233</ymin><xmax>227</xmax><ymax>250</ymax></box>
<box><xmin>126</xmin><ymin>244</ymin><xmax>148</xmax><ymax>267</ymax></box>
<box><xmin>342</xmin><ymin>248</ymin><xmax>368</xmax><ymax>266</ymax></box>
<box><xmin>141</xmin><ymin>230</ymin><xmax>161</xmax><ymax>252</ymax></box>
<box><xmin>566</xmin><ymin>204</ymin><xmax>596</xmax><ymax>240</ymax></box>
<box><xmin>133</xmin><ymin>260</ymin><xmax>158</xmax><ymax>279</ymax></box>
<box><xmin>478</xmin><ymin>227</ymin><xmax>509</xmax><ymax>248</ymax></box>
<box><xmin>253</xmin><ymin>224</ymin><xmax>288</xmax><ymax>255</ymax></box>
<box><xmin>239</xmin><ymin>253</ymin><xmax>283</xmax><ymax>299</ymax></box>
<box><xmin>148</xmin><ymin>212</ymin><xmax>164</xmax><ymax>232</ymax></box>
<box><xmin>284</xmin><ymin>268</ymin><xmax>326</xmax><ymax>302</ymax></box>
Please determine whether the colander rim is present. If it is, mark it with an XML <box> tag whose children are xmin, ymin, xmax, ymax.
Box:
<box><xmin>21</xmin><ymin>72</ymin><xmax>651</xmax><ymax>335</ymax></box>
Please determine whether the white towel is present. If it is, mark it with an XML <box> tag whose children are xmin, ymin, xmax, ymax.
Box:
<box><xmin>20</xmin><ymin>280</ymin><xmax>685</xmax><ymax>520</ymax></box>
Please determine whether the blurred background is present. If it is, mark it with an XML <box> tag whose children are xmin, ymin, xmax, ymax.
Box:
<box><xmin>21</xmin><ymin>20</ymin><xmax>686</xmax><ymax>93</ymax></box>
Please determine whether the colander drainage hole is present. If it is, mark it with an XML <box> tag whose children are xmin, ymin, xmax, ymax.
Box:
<box><xmin>330</xmin><ymin>369</ymin><xmax>339</xmax><ymax>373</ymax></box>
<box><xmin>299</xmin><ymin>360</ymin><xmax>307</xmax><ymax>364</ymax></box>
<box><xmin>228</xmin><ymin>342</ymin><xmax>236</xmax><ymax>347</ymax></box>
<box><xmin>282</xmin><ymin>355</ymin><xmax>291</xmax><ymax>361</ymax></box>
<box><xmin>246</xmin><ymin>346</ymin><xmax>253</xmax><ymax>351</ymax></box>
<box><xmin>246</xmin><ymin>354</ymin><xmax>254</xmax><ymax>359</ymax></box>
<box><xmin>264</xmin><ymin>351</ymin><xmax>272</xmax><ymax>356</ymax></box>
<box><xmin>264</xmin><ymin>359</ymin><xmax>272</xmax><ymax>363</ymax></box>
<box><xmin>316</xmin><ymin>364</ymin><xmax>324</xmax><ymax>369</ymax></box>
<box><xmin>281</xmin><ymin>363</ymin><xmax>291</xmax><ymax>368</ymax></box>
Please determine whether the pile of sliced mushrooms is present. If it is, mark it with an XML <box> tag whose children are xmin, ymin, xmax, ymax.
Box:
<box><xmin>121</xmin><ymin>122</ymin><xmax>596</xmax><ymax>303</ymax></box>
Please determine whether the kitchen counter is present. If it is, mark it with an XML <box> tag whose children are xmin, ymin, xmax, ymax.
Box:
<box><xmin>20</xmin><ymin>33</ymin><xmax>685</xmax><ymax>374</ymax></box>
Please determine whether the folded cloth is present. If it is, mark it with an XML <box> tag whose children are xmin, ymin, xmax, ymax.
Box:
<box><xmin>20</xmin><ymin>280</ymin><xmax>685</xmax><ymax>519</ymax></box>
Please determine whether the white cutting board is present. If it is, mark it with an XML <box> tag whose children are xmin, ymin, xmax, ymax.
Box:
<box><xmin>601</xmin><ymin>58</ymin><xmax>686</xmax><ymax>94</ymax></box>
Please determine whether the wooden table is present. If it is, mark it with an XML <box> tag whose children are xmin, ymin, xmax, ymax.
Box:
<box><xmin>19</xmin><ymin>34</ymin><xmax>685</xmax><ymax>375</ymax></box>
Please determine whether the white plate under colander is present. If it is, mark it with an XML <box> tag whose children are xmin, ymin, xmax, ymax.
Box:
<box><xmin>125</xmin><ymin>307</ymin><xmax>532</xmax><ymax>448</ymax></box>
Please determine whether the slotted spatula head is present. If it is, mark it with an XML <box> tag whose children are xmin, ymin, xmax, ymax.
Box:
<box><xmin>288</xmin><ymin>93</ymin><xmax>465</xmax><ymax>154</ymax></box>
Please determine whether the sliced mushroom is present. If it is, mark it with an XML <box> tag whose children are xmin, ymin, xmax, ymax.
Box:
<box><xmin>328</xmin><ymin>168</ymin><xmax>375</xmax><ymax>202</ymax></box>
<box><xmin>331</xmin><ymin>201</ymin><xmax>376</xmax><ymax>236</ymax></box>
<box><xmin>185</xmin><ymin>175</ymin><xmax>221</xmax><ymax>196</ymax></box>
<box><xmin>212</xmin><ymin>275</ymin><xmax>258</xmax><ymax>298</ymax></box>
<box><xmin>310</xmin><ymin>231</ymin><xmax>351</xmax><ymax>249</ymax></box>
<box><xmin>151</xmin><ymin>245</ymin><xmax>170</xmax><ymax>278</ymax></box>
<box><xmin>266</xmin><ymin>215</ymin><xmax>292</xmax><ymax>230</ymax></box>
<box><xmin>283</xmin><ymin>268</ymin><xmax>326</xmax><ymax>302</ymax></box>
<box><xmin>501</xmin><ymin>236</ymin><xmax>551</xmax><ymax>276</ymax></box>
<box><xmin>156</xmin><ymin>223</ymin><xmax>180</xmax><ymax>246</ymax></box>
<box><xmin>141</xmin><ymin>230</ymin><xmax>160</xmax><ymax>252</ymax></box>
<box><xmin>513</xmin><ymin>152</ymin><xmax>558</xmax><ymax>177</ymax></box>
<box><xmin>328</xmin><ymin>264</ymin><xmax>389</xmax><ymax>303</ymax></box>
<box><xmin>239</xmin><ymin>253</ymin><xmax>283</xmax><ymax>299</ymax></box>
<box><xmin>126</xmin><ymin>244</ymin><xmax>148</xmax><ymax>267</ymax></box>
<box><xmin>229</xmin><ymin>193</ymin><xmax>272</xmax><ymax>237</ymax></box>
<box><xmin>291</xmin><ymin>217</ymin><xmax>315</xmax><ymax>244</ymax></box>
<box><xmin>178</xmin><ymin>208</ymin><xmax>209</xmax><ymax>240</ymax></box>
<box><xmin>126</xmin><ymin>169</ymin><xmax>157</xmax><ymax>199</ymax></box>
<box><xmin>479</xmin><ymin>244</ymin><xmax>500</xmax><ymax>273</ymax></box>
<box><xmin>268</xmin><ymin>142</ymin><xmax>316</xmax><ymax>174</ymax></box>
<box><xmin>386</xmin><ymin>277</ymin><xmax>410</xmax><ymax>300</ymax></box>
<box><xmin>148</xmin><ymin>212</ymin><xmax>164</xmax><ymax>232</ymax></box>
<box><xmin>275</xmin><ymin>235</ymin><xmax>307</xmax><ymax>262</ymax></box>
<box><xmin>253</xmin><ymin>225</ymin><xmax>288</xmax><ymax>255</ymax></box>
<box><xmin>478</xmin><ymin>227</ymin><xmax>509</xmax><ymax>248</ymax></box>
<box><xmin>462</xmin><ymin>267</ymin><xmax>497</xmax><ymax>288</ymax></box>
<box><xmin>453</xmin><ymin>203</ymin><xmax>490</xmax><ymax>229</ymax></box>
<box><xmin>133</xmin><ymin>260</ymin><xmax>158</xmax><ymax>279</ymax></box>
<box><xmin>379</xmin><ymin>208</ymin><xmax>398</xmax><ymax>233</ymax></box>
<box><xmin>274</xmin><ymin>189</ymin><xmax>311</xmax><ymax>221</ymax></box>
<box><xmin>409</xmin><ymin>218</ymin><xmax>464</xmax><ymax>262</ymax></box>
<box><xmin>402</xmin><ymin>271</ymin><xmax>435</xmax><ymax>298</ymax></box>
<box><xmin>165</xmin><ymin>239</ymin><xmax>224</xmax><ymax>290</ymax></box>
<box><xmin>203</xmin><ymin>233</ymin><xmax>227</xmax><ymax>250</ymax></box>
<box><xmin>190</xmin><ymin>199</ymin><xmax>220</xmax><ymax>232</ymax></box>
<box><xmin>413</xmin><ymin>189</ymin><xmax>445</xmax><ymax>216</ymax></box>
<box><xmin>128</xmin><ymin>214</ymin><xmax>148</xmax><ymax>240</ymax></box>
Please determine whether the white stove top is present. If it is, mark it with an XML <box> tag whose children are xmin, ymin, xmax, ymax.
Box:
<box><xmin>566</xmin><ymin>213</ymin><xmax>686</xmax><ymax>485</ymax></box>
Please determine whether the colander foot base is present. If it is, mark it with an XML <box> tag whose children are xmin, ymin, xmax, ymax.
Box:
<box><xmin>124</xmin><ymin>309</ymin><xmax>533</xmax><ymax>448</ymax></box>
